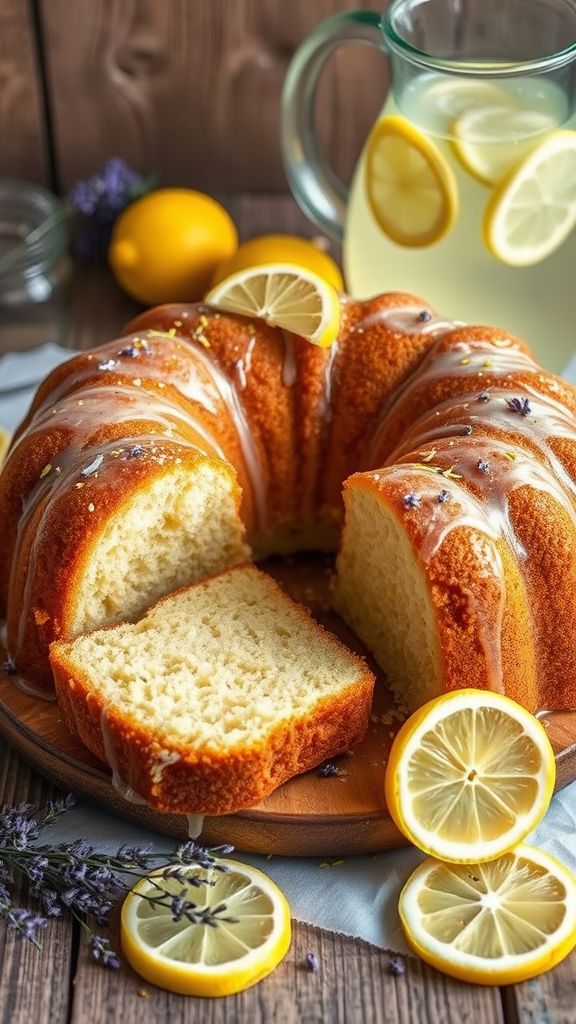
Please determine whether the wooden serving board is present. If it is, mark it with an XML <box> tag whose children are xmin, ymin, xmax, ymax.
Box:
<box><xmin>1</xmin><ymin>554</ymin><xmax>576</xmax><ymax>856</ymax></box>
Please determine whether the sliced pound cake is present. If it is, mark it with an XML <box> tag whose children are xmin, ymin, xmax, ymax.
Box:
<box><xmin>49</xmin><ymin>564</ymin><xmax>374</xmax><ymax>814</ymax></box>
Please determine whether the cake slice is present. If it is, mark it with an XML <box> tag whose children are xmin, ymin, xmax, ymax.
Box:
<box><xmin>49</xmin><ymin>564</ymin><xmax>374</xmax><ymax>814</ymax></box>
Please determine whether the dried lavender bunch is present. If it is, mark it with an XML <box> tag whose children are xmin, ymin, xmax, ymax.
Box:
<box><xmin>67</xmin><ymin>157</ymin><xmax>152</xmax><ymax>258</ymax></box>
<box><xmin>0</xmin><ymin>795</ymin><xmax>235</xmax><ymax>968</ymax></box>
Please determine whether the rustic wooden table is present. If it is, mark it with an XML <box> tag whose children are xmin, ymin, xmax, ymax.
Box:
<box><xmin>1</xmin><ymin>194</ymin><xmax>575</xmax><ymax>1023</ymax></box>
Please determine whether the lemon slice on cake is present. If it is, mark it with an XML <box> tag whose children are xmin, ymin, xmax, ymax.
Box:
<box><xmin>384</xmin><ymin>689</ymin><xmax>556</xmax><ymax>863</ymax></box>
<box><xmin>484</xmin><ymin>129</ymin><xmax>576</xmax><ymax>265</ymax></box>
<box><xmin>364</xmin><ymin>115</ymin><xmax>458</xmax><ymax>247</ymax></box>
<box><xmin>399</xmin><ymin>844</ymin><xmax>576</xmax><ymax>985</ymax></box>
<box><xmin>121</xmin><ymin>859</ymin><xmax>291</xmax><ymax>996</ymax></box>
<box><xmin>206</xmin><ymin>263</ymin><xmax>341</xmax><ymax>348</ymax></box>
<box><xmin>453</xmin><ymin>106</ymin><xmax>557</xmax><ymax>186</ymax></box>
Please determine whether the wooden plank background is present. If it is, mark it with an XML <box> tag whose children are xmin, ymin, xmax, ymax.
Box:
<box><xmin>0</xmin><ymin>0</ymin><xmax>388</xmax><ymax>195</ymax></box>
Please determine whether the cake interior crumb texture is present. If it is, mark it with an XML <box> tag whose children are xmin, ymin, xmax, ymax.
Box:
<box><xmin>334</xmin><ymin>484</ymin><xmax>442</xmax><ymax>711</ymax></box>
<box><xmin>57</xmin><ymin>565</ymin><xmax>369</xmax><ymax>752</ymax></box>
<box><xmin>70</xmin><ymin>462</ymin><xmax>249</xmax><ymax>635</ymax></box>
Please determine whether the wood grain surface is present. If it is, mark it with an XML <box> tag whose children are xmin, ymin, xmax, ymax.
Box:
<box><xmin>33</xmin><ymin>0</ymin><xmax>387</xmax><ymax>192</ymax></box>
<box><xmin>0</xmin><ymin>0</ymin><xmax>48</xmax><ymax>184</ymax></box>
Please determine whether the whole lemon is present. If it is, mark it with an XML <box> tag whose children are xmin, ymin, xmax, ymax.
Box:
<box><xmin>211</xmin><ymin>233</ymin><xmax>343</xmax><ymax>291</ymax></box>
<box><xmin>109</xmin><ymin>189</ymin><xmax>238</xmax><ymax>305</ymax></box>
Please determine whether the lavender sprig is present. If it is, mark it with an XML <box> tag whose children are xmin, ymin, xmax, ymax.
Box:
<box><xmin>67</xmin><ymin>158</ymin><xmax>153</xmax><ymax>259</ymax></box>
<box><xmin>0</xmin><ymin>795</ymin><xmax>235</xmax><ymax>970</ymax></box>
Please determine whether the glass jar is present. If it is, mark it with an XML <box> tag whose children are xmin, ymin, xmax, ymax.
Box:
<box><xmin>0</xmin><ymin>180</ymin><xmax>72</xmax><ymax>353</ymax></box>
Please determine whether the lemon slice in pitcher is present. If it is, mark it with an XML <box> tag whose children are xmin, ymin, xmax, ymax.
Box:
<box><xmin>121</xmin><ymin>859</ymin><xmax>291</xmax><ymax>996</ymax></box>
<box><xmin>384</xmin><ymin>689</ymin><xmax>555</xmax><ymax>863</ymax></box>
<box><xmin>484</xmin><ymin>129</ymin><xmax>576</xmax><ymax>265</ymax></box>
<box><xmin>399</xmin><ymin>845</ymin><xmax>576</xmax><ymax>985</ymax></box>
<box><xmin>453</xmin><ymin>107</ymin><xmax>557</xmax><ymax>185</ymax></box>
<box><xmin>365</xmin><ymin>115</ymin><xmax>458</xmax><ymax>247</ymax></box>
<box><xmin>206</xmin><ymin>263</ymin><xmax>341</xmax><ymax>348</ymax></box>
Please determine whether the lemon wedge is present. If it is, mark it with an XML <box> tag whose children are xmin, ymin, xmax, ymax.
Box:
<box><xmin>384</xmin><ymin>689</ymin><xmax>556</xmax><ymax>863</ymax></box>
<box><xmin>453</xmin><ymin>106</ymin><xmax>557</xmax><ymax>185</ymax></box>
<box><xmin>121</xmin><ymin>859</ymin><xmax>291</xmax><ymax>996</ymax></box>
<box><xmin>205</xmin><ymin>263</ymin><xmax>341</xmax><ymax>348</ymax></box>
<box><xmin>484</xmin><ymin>129</ymin><xmax>576</xmax><ymax>265</ymax></box>
<box><xmin>364</xmin><ymin>115</ymin><xmax>458</xmax><ymax>247</ymax></box>
<box><xmin>399</xmin><ymin>844</ymin><xmax>576</xmax><ymax>985</ymax></box>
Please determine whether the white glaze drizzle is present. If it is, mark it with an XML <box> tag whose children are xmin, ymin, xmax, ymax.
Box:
<box><xmin>175</xmin><ymin>336</ymin><xmax>268</xmax><ymax>528</ymax></box>
<box><xmin>280</xmin><ymin>330</ymin><xmax>298</xmax><ymax>387</ymax></box>
<box><xmin>366</xmin><ymin>337</ymin><xmax>540</xmax><ymax>466</ymax></box>
<box><xmin>100</xmin><ymin>706</ymin><xmax>148</xmax><ymax>805</ymax></box>
<box><xmin>185</xmin><ymin>813</ymin><xmax>205</xmax><ymax>839</ymax></box>
<box><xmin>150</xmin><ymin>749</ymin><xmax>181</xmax><ymax>784</ymax></box>
<box><xmin>318</xmin><ymin>339</ymin><xmax>339</xmax><ymax>424</ymax></box>
<box><xmin>232</xmin><ymin>333</ymin><xmax>256</xmax><ymax>391</ymax></box>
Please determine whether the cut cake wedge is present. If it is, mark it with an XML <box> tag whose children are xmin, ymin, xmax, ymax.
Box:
<box><xmin>49</xmin><ymin>564</ymin><xmax>374</xmax><ymax>814</ymax></box>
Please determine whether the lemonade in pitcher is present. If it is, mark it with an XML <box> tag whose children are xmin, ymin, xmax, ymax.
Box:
<box><xmin>282</xmin><ymin>0</ymin><xmax>576</xmax><ymax>372</ymax></box>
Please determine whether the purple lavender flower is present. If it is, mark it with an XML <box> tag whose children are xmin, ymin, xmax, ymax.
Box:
<box><xmin>318</xmin><ymin>762</ymin><xmax>340</xmax><ymax>778</ymax></box>
<box><xmin>0</xmin><ymin>803</ymin><xmax>40</xmax><ymax>850</ymax></box>
<box><xmin>113</xmin><ymin>844</ymin><xmax>153</xmax><ymax>869</ymax></box>
<box><xmin>27</xmin><ymin>856</ymin><xmax>49</xmax><ymax>885</ymax></box>
<box><xmin>62</xmin><ymin>839</ymin><xmax>94</xmax><ymax>859</ymax></box>
<box><xmin>7</xmin><ymin>908</ymin><xmax>49</xmax><ymax>942</ymax></box>
<box><xmin>118</xmin><ymin>344</ymin><xmax>141</xmax><ymax>358</ymax></box>
<box><xmin>416</xmin><ymin>310</ymin><xmax>432</xmax><ymax>323</ymax></box>
<box><xmin>506</xmin><ymin>396</ymin><xmax>531</xmax><ymax>416</ymax></box>
<box><xmin>477</xmin><ymin>458</ymin><xmax>490</xmax><ymax>474</ymax></box>
<box><xmin>176</xmin><ymin>841</ymin><xmax>233</xmax><ymax>871</ymax></box>
<box><xmin>403</xmin><ymin>492</ymin><xmax>421</xmax><ymax>510</ymax></box>
<box><xmin>477</xmin><ymin>390</ymin><xmax>491</xmax><ymax>402</ymax></box>
<box><xmin>388</xmin><ymin>954</ymin><xmax>406</xmax><ymax>976</ymax></box>
<box><xmin>68</xmin><ymin>159</ymin><xmax>144</xmax><ymax>217</ymax></box>
<box><xmin>162</xmin><ymin>864</ymin><xmax>194</xmax><ymax>885</ymax></box>
<box><xmin>90</xmin><ymin>935</ymin><xmax>121</xmax><ymax>970</ymax></box>
<box><xmin>437</xmin><ymin>489</ymin><xmax>450</xmax><ymax>504</ymax></box>
<box><xmin>305</xmin><ymin>952</ymin><xmax>319</xmax><ymax>972</ymax></box>
<box><xmin>40</xmin><ymin>795</ymin><xmax>76</xmax><ymax>826</ymax></box>
<box><xmin>67</xmin><ymin>158</ymin><xmax>151</xmax><ymax>259</ymax></box>
<box><xmin>124</xmin><ymin>446</ymin><xmax>146</xmax><ymax>459</ymax></box>
<box><xmin>39</xmin><ymin>889</ymin><xmax>64</xmax><ymax>918</ymax></box>
<box><xmin>170</xmin><ymin>895</ymin><xmax>189</xmax><ymax>922</ymax></box>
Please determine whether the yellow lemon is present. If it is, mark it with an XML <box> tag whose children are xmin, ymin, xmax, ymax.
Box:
<box><xmin>483</xmin><ymin>129</ymin><xmax>576</xmax><ymax>266</ymax></box>
<box><xmin>121</xmin><ymin>859</ymin><xmax>291</xmax><ymax>997</ymax></box>
<box><xmin>109</xmin><ymin>189</ymin><xmax>237</xmax><ymax>305</ymax></box>
<box><xmin>0</xmin><ymin>427</ymin><xmax>10</xmax><ymax>467</ymax></box>
<box><xmin>365</xmin><ymin>115</ymin><xmax>458</xmax><ymax>247</ymax></box>
<box><xmin>399</xmin><ymin>844</ymin><xmax>576</xmax><ymax>985</ymax></box>
<box><xmin>206</xmin><ymin>263</ymin><xmax>341</xmax><ymax>348</ymax></box>
<box><xmin>384</xmin><ymin>689</ymin><xmax>555</xmax><ymax>863</ymax></box>
<box><xmin>211</xmin><ymin>234</ymin><xmax>343</xmax><ymax>291</ymax></box>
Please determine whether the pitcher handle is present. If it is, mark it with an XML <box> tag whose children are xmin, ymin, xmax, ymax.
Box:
<box><xmin>282</xmin><ymin>10</ymin><xmax>385</xmax><ymax>241</ymax></box>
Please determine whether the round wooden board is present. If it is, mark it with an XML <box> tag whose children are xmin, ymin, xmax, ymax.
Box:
<box><xmin>2</xmin><ymin>555</ymin><xmax>576</xmax><ymax>856</ymax></box>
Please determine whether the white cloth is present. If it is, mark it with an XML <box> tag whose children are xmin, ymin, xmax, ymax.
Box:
<box><xmin>2</xmin><ymin>344</ymin><xmax>576</xmax><ymax>954</ymax></box>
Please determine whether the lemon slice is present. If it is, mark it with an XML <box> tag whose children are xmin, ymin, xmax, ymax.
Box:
<box><xmin>484</xmin><ymin>129</ymin><xmax>576</xmax><ymax>265</ymax></box>
<box><xmin>384</xmin><ymin>689</ymin><xmax>555</xmax><ymax>863</ymax></box>
<box><xmin>121</xmin><ymin>859</ymin><xmax>291</xmax><ymax>996</ymax></box>
<box><xmin>421</xmin><ymin>78</ymin><xmax>515</xmax><ymax>123</ymax></box>
<box><xmin>453</xmin><ymin>107</ymin><xmax>557</xmax><ymax>185</ymax></box>
<box><xmin>399</xmin><ymin>844</ymin><xmax>576</xmax><ymax>985</ymax></box>
<box><xmin>205</xmin><ymin>263</ymin><xmax>341</xmax><ymax>348</ymax></box>
<box><xmin>364</xmin><ymin>115</ymin><xmax>458</xmax><ymax>247</ymax></box>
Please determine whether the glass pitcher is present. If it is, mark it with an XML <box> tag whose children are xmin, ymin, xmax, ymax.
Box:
<box><xmin>282</xmin><ymin>0</ymin><xmax>576</xmax><ymax>372</ymax></box>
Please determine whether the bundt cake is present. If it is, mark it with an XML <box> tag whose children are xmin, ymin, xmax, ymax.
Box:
<box><xmin>1</xmin><ymin>291</ymin><xmax>575</xmax><ymax>717</ymax></box>
<box><xmin>49</xmin><ymin>564</ymin><xmax>375</xmax><ymax>814</ymax></box>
